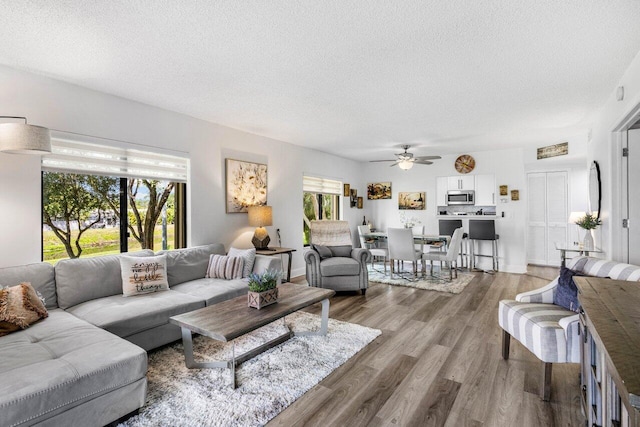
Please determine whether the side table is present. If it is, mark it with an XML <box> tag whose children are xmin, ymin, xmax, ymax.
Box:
<box><xmin>256</xmin><ymin>247</ymin><xmax>296</xmax><ymax>282</ymax></box>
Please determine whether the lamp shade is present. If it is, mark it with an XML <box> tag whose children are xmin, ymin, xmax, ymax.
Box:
<box><xmin>398</xmin><ymin>159</ymin><xmax>414</xmax><ymax>170</ymax></box>
<box><xmin>568</xmin><ymin>211</ymin><xmax>585</xmax><ymax>224</ymax></box>
<box><xmin>0</xmin><ymin>122</ymin><xmax>51</xmax><ymax>154</ymax></box>
<box><xmin>248</xmin><ymin>205</ymin><xmax>273</xmax><ymax>227</ymax></box>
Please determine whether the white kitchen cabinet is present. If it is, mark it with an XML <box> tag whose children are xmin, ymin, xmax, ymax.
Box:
<box><xmin>447</xmin><ymin>175</ymin><xmax>475</xmax><ymax>191</ymax></box>
<box><xmin>475</xmin><ymin>174</ymin><xmax>496</xmax><ymax>205</ymax></box>
<box><xmin>436</xmin><ymin>177</ymin><xmax>448</xmax><ymax>206</ymax></box>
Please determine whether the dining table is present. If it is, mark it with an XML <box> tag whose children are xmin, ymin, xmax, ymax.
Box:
<box><xmin>361</xmin><ymin>232</ymin><xmax>449</xmax><ymax>247</ymax></box>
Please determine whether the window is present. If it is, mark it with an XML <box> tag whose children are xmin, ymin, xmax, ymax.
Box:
<box><xmin>302</xmin><ymin>176</ymin><xmax>342</xmax><ymax>245</ymax></box>
<box><xmin>42</xmin><ymin>135</ymin><xmax>188</xmax><ymax>263</ymax></box>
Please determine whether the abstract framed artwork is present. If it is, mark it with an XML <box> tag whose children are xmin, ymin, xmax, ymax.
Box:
<box><xmin>367</xmin><ymin>182</ymin><xmax>392</xmax><ymax>200</ymax></box>
<box><xmin>357</xmin><ymin>197</ymin><xmax>363</xmax><ymax>209</ymax></box>
<box><xmin>511</xmin><ymin>189</ymin><xmax>520</xmax><ymax>201</ymax></box>
<box><xmin>225</xmin><ymin>158</ymin><xmax>267</xmax><ymax>213</ymax></box>
<box><xmin>343</xmin><ymin>183</ymin><xmax>350</xmax><ymax>197</ymax></box>
<box><xmin>398</xmin><ymin>192</ymin><xmax>425</xmax><ymax>210</ymax></box>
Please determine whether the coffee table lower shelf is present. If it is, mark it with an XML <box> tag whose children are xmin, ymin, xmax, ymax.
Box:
<box><xmin>170</xmin><ymin>285</ymin><xmax>333</xmax><ymax>389</ymax></box>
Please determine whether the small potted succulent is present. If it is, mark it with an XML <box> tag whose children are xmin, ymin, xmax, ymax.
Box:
<box><xmin>247</xmin><ymin>269</ymin><xmax>280</xmax><ymax>309</ymax></box>
<box><xmin>575</xmin><ymin>212</ymin><xmax>602</xmax><ymax>250</ymax></box>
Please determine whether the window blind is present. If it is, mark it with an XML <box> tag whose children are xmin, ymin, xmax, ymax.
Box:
<box><xmin>303</xmin><ymin>175</ymin><xmax>342</xmax><ymax>195</ymax></box>
<box><xmin>42</xmin><ymin>138</ymin><xmax>188</xmax><ymax>182</ymax></box>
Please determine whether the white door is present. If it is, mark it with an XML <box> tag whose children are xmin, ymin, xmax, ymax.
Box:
<box><xmin>527</xmin><ymin>171</ymin><xmax>568</xmax><ymax>266</ymax></box>
<box><xmin>475</xmin><ymin>174</ymin><xmax>496</xmax><ymax>205</ymax></box>
<box><xmin>528</xmin><ymin>173</ymin><xmax>548</xmax><ymax>265</ymax></box>
<box><xmin>628</xmin><ymin>129</ymin><xmax>640</xmax><ymax>265</ymax></box>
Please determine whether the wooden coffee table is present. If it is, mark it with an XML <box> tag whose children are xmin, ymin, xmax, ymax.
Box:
<box><xmin>169</xmin><ymin>284</ymin><xmax>335</xmax><ymax>388</ymax></box>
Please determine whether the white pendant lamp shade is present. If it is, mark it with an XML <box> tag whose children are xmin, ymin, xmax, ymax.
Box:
<box><xmin>398</xmin><ymin>159</ymin><xmax>414</xmax><ymax>170</ymax></box>
<box><xmin>0</xmin><ymin>121</ymin><xmax>51</xmax><ymax>154</ymax></box>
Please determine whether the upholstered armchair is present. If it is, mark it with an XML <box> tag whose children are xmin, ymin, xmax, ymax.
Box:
<box><xmin>499</xmin><ymin>256</ymin><xmax>640</xmax><ymax>401</ymax></box>
<box><xmin>304</xmin><ymin>220</ymin><xmax>370</xmax><ymax>294</ymax></box>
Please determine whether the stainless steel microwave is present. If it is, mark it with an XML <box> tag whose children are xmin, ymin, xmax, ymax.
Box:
<box><xmin>446</xmin><ymin>190</ymin><xmax>475</xmax><ymax>205</ymax></box>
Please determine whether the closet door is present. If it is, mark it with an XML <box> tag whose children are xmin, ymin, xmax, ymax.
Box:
<box><xmin>546</xmin><ymin>172</ymin><xmax>568</xmax><ymax>266</ymax></box>
<box><xmin>527</xmin><ymin>171</ymin><xmax>568</xmax><ymax>266</ymax></box>
<box><xmin>527</xmin><ymin>173</ymin><xmax>548</xmax><ymax>265</ymax></box>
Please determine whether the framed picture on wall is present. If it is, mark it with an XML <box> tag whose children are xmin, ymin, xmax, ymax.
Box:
<box><xmin>367</xmin><ymin>182</ymin><xmax>392</xmax><ymax>199</ymax></box>
<box><xmin>350</xmin><ymin>189</ymin><xmax>358</xmax><ymax>207</ymax></box>
<box><xmin>398</xmin><ymin>192</ymin><xmax>425</xmax><ymax>210</ymax></box>
<box><xmin>225</xmin><ymin>158</ymin><xmax>267</xmax><ymax>213</ymax></box>
<box><xmin>343</xmin><ymin>183</ymin><xmax>350</xmax><ymax>197</ymax></box>
<box><xmin>357</xmin><ymin>197</ymin><xmax>363</xmax><ymax>209</ymax></box>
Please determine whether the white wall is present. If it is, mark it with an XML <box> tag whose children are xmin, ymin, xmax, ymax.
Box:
<box><xmin>0</xmin><ymin>65</ymin><xmax>364</xmax><ymax>277</ymax></box>
<box><xmin>588</xmin><ymin>49</ymin><xmax>640</xmax><ymax>261</ymax></box>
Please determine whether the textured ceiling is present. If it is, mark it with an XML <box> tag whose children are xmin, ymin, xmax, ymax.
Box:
<box><xmin>1</xmin><ymin>1</ymin><xmax>640</xmax><ymax>161</ymax></box>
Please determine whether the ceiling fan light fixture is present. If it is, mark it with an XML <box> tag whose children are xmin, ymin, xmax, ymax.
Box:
<box><xmin>398</xmin><ymin>159</ymin><xmax>414</xmax><ymax>170</ymax></box>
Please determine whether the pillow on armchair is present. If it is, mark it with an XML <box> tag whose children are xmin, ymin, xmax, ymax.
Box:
<box><xmin>329</xmin><ymin>245</ymin><xmax>353</xmax><ymax>257</ymax></box>
<box><xmin>554</xmin><ymin>266</ymin><xmax>584</xmax><ymax>312</ymax></box>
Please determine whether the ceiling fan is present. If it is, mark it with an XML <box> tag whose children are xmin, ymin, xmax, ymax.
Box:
<box><xmin>370</xmin><ymin>145</ymin><xmax>441</xmax><ymax>170</ymax></box>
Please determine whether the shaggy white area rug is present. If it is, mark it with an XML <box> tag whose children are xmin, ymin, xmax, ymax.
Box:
<box><xmin>119</xmin><ymin>312</ymin><xmax>380</xmax><ymax>427</ymax></box>
<box><xmin>367</xmin><ymin>265</ymin><xmax>475</xmax><ymax>294</ymax></box>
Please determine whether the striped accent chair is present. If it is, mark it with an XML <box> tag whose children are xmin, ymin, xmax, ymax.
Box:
<box><xmin>499</xmin><ymin>256</ymin><xmax>640</xmax><ymax>401</ymax></box>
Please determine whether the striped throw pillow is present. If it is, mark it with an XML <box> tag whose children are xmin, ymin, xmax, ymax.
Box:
<box><xmin>205</xmin><ymin>255</ymin><xmax>244</xmax><ymax>280</ymax></box>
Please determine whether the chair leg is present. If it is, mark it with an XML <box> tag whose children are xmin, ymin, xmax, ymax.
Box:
<box><xmin>502</xmin><ymin>330</ymin><xmax>511</xmax><ymax>360</ymax></box>
<box><xmin>542</xmin><ymin>362</ymin><xmax>552</xmax><ymax>401</ymax></box>
<box><xmin>449</xmin><ymin>262</ymin><xmax>452</xmax><ymax>280</ymax></box>
<box><xmin>361</xmin><ymin>288</ymin><xmax>366</xmax><ymax>295</ymax></box>
<box><xmin>430</xmin><ymin>260</ymin><xmax>434</xmax><ymax>276</ymax></box>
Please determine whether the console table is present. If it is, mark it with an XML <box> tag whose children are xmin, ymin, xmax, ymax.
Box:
<box><xmin>576</xmin><ymin>276</ymin><xmax>640</xmax><ymax>426</ymax></box>
<box><xmin>555</xmin><ymin>242</ymin><xmax>602</xmax><ymax>267</ymax></box>
<box><xmin>256</xmin><ymin>247</ymin><xmax>296</xmax><ymax>282</ymax></box>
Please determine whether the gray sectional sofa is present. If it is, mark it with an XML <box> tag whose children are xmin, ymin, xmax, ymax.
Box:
<box><xmin>0</xmin><ymin>244</ymin><xmax>282</xmax><ymax>427</ymax></box>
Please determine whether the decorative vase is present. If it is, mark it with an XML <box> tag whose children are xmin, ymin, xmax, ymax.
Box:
<box><xmin>247</xmin><ymin>287</ymin><xmax>278</xmax><ymax>309</ymax></box>
<box><xmin>583</xmin><ymin>229</ymin><xmax>595</xmax><ymax>250</ymax></box>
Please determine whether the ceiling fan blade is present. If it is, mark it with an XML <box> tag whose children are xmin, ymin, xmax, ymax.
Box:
<box><xmin>414</xmin><ymin>155</ymin><xmax>441</xmax><ymax>160</ymax></box>
<box><xmin>389</xmin><ymin>161</ymin><xmax>400</xmax><ymax>167</ymax></box>
<box><xmin>414</xmin><ymin>160</ymin><xmax>434</xmax><ymax>165</ymax></box>
<box><xmin>369</xmin><ymin>159</ymin><xmax>395</xmax><ymax>162</ymax></box>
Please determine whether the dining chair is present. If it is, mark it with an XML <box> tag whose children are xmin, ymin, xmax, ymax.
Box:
<box><xmin>422</xmin><ymin>227</ymin><xmax>464</xmax><ymax>280</ymax></box>
<box><xmin>387</xmin><ymin>227</ymin><xmax>423</xmax><ymax>279</ymax></box>
<box><xmin>357</xmin><ymin>225</ymin><xmax>388</xmax><ymax>272</ymax></box>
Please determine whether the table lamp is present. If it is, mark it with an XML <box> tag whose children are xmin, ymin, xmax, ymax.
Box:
<box><xmin>248</xmin><ymin>205</ymin><xmax>273</xmax><ymax>250</ymax></box>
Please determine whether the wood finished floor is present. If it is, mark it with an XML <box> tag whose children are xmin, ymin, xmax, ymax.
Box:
<box><xmin>269</xmin><ymin>266</ymin><xmax>584</xmax><ymax>427</ymax></box>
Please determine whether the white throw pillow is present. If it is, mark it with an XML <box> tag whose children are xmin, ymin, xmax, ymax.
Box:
<box><xmin>120</xmin><ymin>254</ymin><xmax>169</xmax><ymax>297</ymax></box>
<box><xmin>205</xmin><ymin>255</ymin><xmax>244</xmax><ymax>280</ymax></box>
<box><xmin>227</xmin><ymin>247</ymin><xmax>256</xmax><ymax>278</ymax></box>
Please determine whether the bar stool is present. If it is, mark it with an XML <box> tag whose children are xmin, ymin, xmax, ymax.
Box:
<box><xmin>439</xmin><ymin>219</ymin><xmax>468</xmax><ymax>269</ymax></box>
<box><xmin>468</xmin><ymin>220</ymin><xmax>499</xmax><ymax>273</ymax></box>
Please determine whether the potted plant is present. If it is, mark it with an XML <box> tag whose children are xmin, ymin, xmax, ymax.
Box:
<box><xmin>247</xmin><ymin>269</ymin><xmax>280</xmax><ymax>309</ymax></box>
<box><xmin>575</xmin><ymin>212</ymin><xmax>602</xmax><ymax>250</ymax></box>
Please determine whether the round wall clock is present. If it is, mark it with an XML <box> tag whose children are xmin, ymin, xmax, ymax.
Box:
<box><xmin>454</xmin><ymin>154</ymin><xmax>475</xmax><ymax>174</ymax></box>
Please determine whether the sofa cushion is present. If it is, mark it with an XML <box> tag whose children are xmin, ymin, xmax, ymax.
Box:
<box><xmin>120</xmin><ymin>254</ymin><xmax>170</xmax><ymax>297</ymax></box>
<box><xmin>55</xmin><ymin>250</ymin><xmax>155</xmax><ymax>309</ymax></box>
<box><xmin>498</xmin><ymin>300</ymin><xmax>576</xmax><ymax>363</ymax></box>
<box><xmin>65</xmin><ymin>289</ymin><xmax>204</xmax><ymax>338</ymax></box>
<box><xmin>172</xmin><ymin>278</ymin><xmax>249</xmax><ymax>306</ymax></box>
<box><xmin>0</xmin><ymin>309</ymin><xmax>147</xmax><ymax>427</ymax></box>
<box><xmin>320</xmin><ymin>257</ymin><xmax>361</xmax><ymax>276</ymax></box>
<box><xmin>158</xmin><ymin>243</ymin><xmax>226</xmax><ymax>287</ymax></box>
<box><xmin>227</xmin><ymin>247</ymin><xmax>256</xmax><ymax>278</ymax></box>
<box><xmin>0</xmin><ymin>262</ymin><xmax>57</xmax><ymax>309</ymax></box>
<box><xmin>0</xmin><ymin>282</ymin><xmax>48</xmax><ymax>336</ymax></box>
<box><xmin>205</xmin><ymin>255</ymin><xmax>244</xmax><ymax>280</ymax></box>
